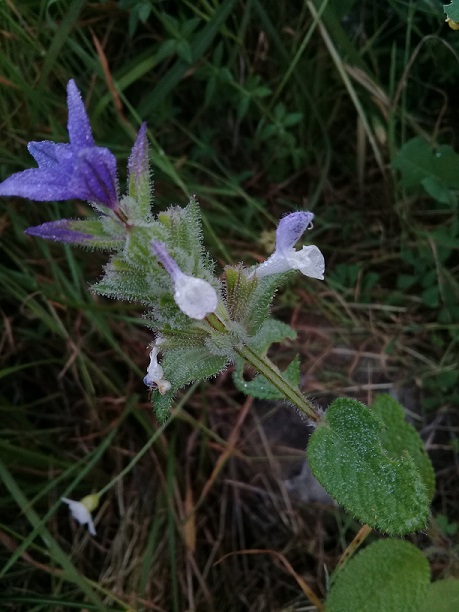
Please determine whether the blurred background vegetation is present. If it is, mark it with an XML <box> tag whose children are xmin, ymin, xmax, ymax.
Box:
<box><xmin>1</xmin><ymin>0</ymin><xmax>458</xmax><ymax>609</ymax></box>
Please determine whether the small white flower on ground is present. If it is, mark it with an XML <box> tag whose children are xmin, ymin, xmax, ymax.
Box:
<box><xmin>151</xmin><ymin>241</ymin><xmax>218</xmax><ymax>319</ymax></box>
<box><xmin>62</xmin><ymin>494</ymin><xmax>99</xmax><ymax>536</ymax></box>
<box><xmin>144</xmin><ymin>344</ymin><xmax>171</xmax><ymax>394</ymax></box>
<box><xmin>255</xmin><ymin>211</ymin><xmax>325</xmax><ymax>280</ymax></box>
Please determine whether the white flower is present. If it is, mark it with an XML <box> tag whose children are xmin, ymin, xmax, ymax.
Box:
<box><xmin>173</xmin><ymin>274</ymin><xmax>218</xmax><ymax>320</ymax></box>
<box><xmin>144</xmin><ymin>344</ymin><xmax>171</xmax><ymax>394</ymax></box>
<box><xmin>62</xmin><ymin>494</ymin><xmax>99</xmax><ymax>535</ymax></box>
<box><xmin>255</xmin><ymin>211</ymin><xmax>325</xmax><ymax>280</ymax></box>
<box><xmin>152</xmin><ymin>241</ymin><xmax>218</xmax><ymax>319</ymax></box>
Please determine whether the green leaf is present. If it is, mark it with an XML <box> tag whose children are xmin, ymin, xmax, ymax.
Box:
<box><xmin>151</xmin><ymin>345</ymin><xmax>227</xmax><ymax>423</ymax></box>
<box><xmin>233</xmin><ymin>355</ymin><xmax>300</xmax><ymax>400</ymax></box>
<box><xmin>124</xmin><ymin>223</ymin><xmax>167</xmax><ymax>270</ymax></box>
<box><xmin>91</xmin><ymin>255</ymin><xmax>159</xmax><ymax>304</ymax></box>
<box><xmin>326</xmin><ymin>539</ymin><xmax>430</xmax><ymax>612</ymax></box>
<box><xmin>421</xmin><ymin>177</ymin><xmax>457</xmax><ymax>207</ymax></box>
<box><xmin>444</xmin><ymin>2</ymin><xmax>459</xmax><ymax>22</ymax></box>
<box><xmin>393</xmin><ymin>137</ymin><xmax>459</xmax><ymax>192</ymax></box>
<box><xmin>370</xmin><ymin>394</ymin><xmax>435</xmax><ymax>501</ymax></box>
<box><xmin>233</xmin><ymin>319</ymin><xmax>298</xmax><ymax>400</ymax></box>
<box><xmin>396</xmin><ymin>274</ymin><xmax>417</xmax><ymax>290</ymax></box>
<box><xmin>421</xmin><ymin>285</ymin><xmax>440</xmax><ymax>308</ymax></box>
<box><xmin>436</xmin><ymin>513</ymin><xmax>457</xmax><ymax>536</ymax></box>
<box><xmin>420</xmin><ymin>579</ymin><xmax>459</xmax><ymax>612</ymax></box>
<box><xmin>307</xmin><ymin>398</ymin><xmax>430</xmax><ymax>534</ymax></box>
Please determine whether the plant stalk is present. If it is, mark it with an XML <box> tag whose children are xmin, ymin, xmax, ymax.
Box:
<box><xmin>235</xmin><ymin>344</ymin><xmax>321</xmax><ymax>422</ymax></box>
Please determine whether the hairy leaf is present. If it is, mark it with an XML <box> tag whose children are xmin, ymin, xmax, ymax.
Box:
<box><xmin>151</xmin><ymin>345</ymin><xmax>227</xmax><ymax>423</ymax></box>
<box><xmin>326</xmin><ymin>539</ymin><xmax>430</xmax><ymax>612</ymax></box>
<box><xmin>420</xmin><ymin>579</ymin><xmax>459</xmax><ymax>612</ymax></box>
<box><xmin>307</xmin><ymin>398</ymin><xmax>430</xmax><ymax>534</ymax></box>
<box><xmin>233</xmin><ymin>319</ymin><xmax>299</xmax><ymax>400</ymax></box>
<box><xmin>370</xmin><ymin>394</ymin><xmax>435</xmax><ymax>500</ymax></box>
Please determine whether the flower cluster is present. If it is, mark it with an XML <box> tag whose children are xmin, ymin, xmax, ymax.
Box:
<box><xmin>0</xmin><ymin>79</ymin><xmax>325</xmax><ymax>421</ymax></box>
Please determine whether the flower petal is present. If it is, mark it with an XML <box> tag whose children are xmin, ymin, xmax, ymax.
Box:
<box><xmin>286</xmin><ymin>245</ymin><xmax>325</xmax><ymax>280</ymax></box>
<box><xmin>254</xmin><ymin>212</ymin><xmax>325</xmax><ymax>280</ymax></box>
<box><xmin>71</xmin><ymin>147</ymin><xmax>119</xmax><ymax>209</ymax></box>
<box><xmin>61</xmin><ymin>498</ymin><xmax>96</xmax><ymax>536</ymax></box>
<box><xmin>151</xmin><ymin>241</ymin><xmax>181</xmax><ymax>279</ymax></box>
<box><xmin>28</xmin><ymin>142</ymin><xmax>73</xmax><ymax>169</ymax></box>
<box><xmin>174</xmin><ymin>275</ymin><xmax>218</xmax><ymax>320</ymax></box>
<box><xmin>66</xmin><ymin>79</ymin><xmax>95</xmax><ymax>149</ymax></box>
<box><xmin>276</xmin><ymin>211</ymin><xmax>314</xmax><ymax>254</ymax></box>
<box><xmin>152</xmin><ymin>240</ymin><xmax>218</xmax><ymax>319</ymax></box>
<box><xmin>0</xmin><ymin>168</ymin><xmax>77</xmax><ymax>201</ymax></box>
<box><xmin>144</xmin><ymin>345</ymin><xmax>171</xmax><ymax>394</ymax></box>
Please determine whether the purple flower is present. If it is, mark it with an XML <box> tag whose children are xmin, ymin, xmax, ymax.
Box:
<box><xmin>255</xmin><ymin>211</ymin><xmax>325</xmax><ymax>280</ymax></box>
<box><xmin>152</xmin><ymin>241</ymin><xmax>218</xmax><ymax>320</ymax></box>
<box><xmin>0</xmin><ymin>80</ymin><xmax>119</xmax><ymax>210</ymax></box>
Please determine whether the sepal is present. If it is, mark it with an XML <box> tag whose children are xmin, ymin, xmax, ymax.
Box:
<box><xmin>123</xmin><ymin>224</ymin><xmax>167</xmax><ymax>270</ymax></box>
<box><xmin>127</xmin><ymin>123</ymin><xmax>152</xmax><ymax>219</ymax></box>
<box><xmin>25</xmin><ymin>218</ymin><xmax>125</xmax><ymax>248</ymax></box>
<box><xmin>224</xmin><ymin>267</ymin><xmax>289</xmax><ymax>337</ymax></box>
<box><xmin>92</xmin><ymin>256</ymin><xmax>158</xmax><ymax>303</ymax></box>
<box><xmin>157</xmin><ymin>196</ymin><xmax>213</xmax><ymax>279</ymax></box>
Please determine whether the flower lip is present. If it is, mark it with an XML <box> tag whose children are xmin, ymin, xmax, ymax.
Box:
<box><xmin>62</xmin><ymin>497</ymin><xmax>97</xmax><ymax>536</ymax></box>
<box><xmin>144</xmin><ymin>344</ymin><xmax>171</xmax><ymax>395</ymax></box>
<box><xmin>151</xmin><ymin>240</ymin><xmax>218</xmax><ymax>320</ymax></box>
<box><xmin>254</xmin><ymin>211</ymin><xmax>325</xmax><ymax>280</ymax></box>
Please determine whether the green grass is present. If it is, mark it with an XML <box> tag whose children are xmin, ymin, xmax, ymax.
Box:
<box><xmin>1</xmin><ymin>0</ymin><xmax>459</xmax><ymax>609</ymax></box>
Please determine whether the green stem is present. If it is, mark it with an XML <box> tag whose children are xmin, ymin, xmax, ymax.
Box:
<box><xmin>205</xmin><ymin>312</ymin><xmax>321</xmax><ymax>421</ymax></box>
<box><xmin>235</xmin><ymin>344</ymin><xmax>321</xmax><ymax>422</ymax></box>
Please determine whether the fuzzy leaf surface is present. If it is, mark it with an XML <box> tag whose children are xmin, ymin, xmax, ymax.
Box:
<box><xmin>91</xmin><ymin>256</ymin><xmax>160</xmax><ymax>304</ymax></box>
<box><xmin>151</xmin><ymin>345</ymin><xmax>227</xmax><ymax>423</ymax></box>
<box><xmin>307</xmin><ymin>398</ymin><xmax>430</xmax><ymax>534</ymax></box>
<box><xmin>370</xmin><ymin>394</ymin><xmax>435</xmax><ymax>500</ymax></box>
<box><xmin>326</xmin><ymin>539</ymin><xmax>430</xmax><ymax>612</ymax></box>
<box><xmin>420</xmin><ymin>579</ymin><xmax>459</xmax><ymax>612</ymax></box>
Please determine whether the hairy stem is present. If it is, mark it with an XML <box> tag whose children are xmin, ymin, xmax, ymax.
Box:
<box><xmin>205</xmin><ymin>312</ymin><xmax>321</xmax><ymax>422</ymax></box>
<box><xmin>235</xmin><ymin>344</ymin><xmax>321</xmax><ymax>422</ymax></box>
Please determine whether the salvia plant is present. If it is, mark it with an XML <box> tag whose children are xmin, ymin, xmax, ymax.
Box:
<box><xmin>1</xmin><ymin>80</ymin><xmax>443</xmax><ymax>608</ymax></box>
